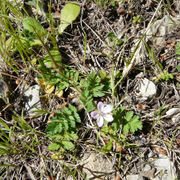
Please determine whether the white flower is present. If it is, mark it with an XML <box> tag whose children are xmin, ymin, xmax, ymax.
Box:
<box><xmin>90</xmin><ymin>102</ymin><xmax>114</xmax><ymax>127</ymax></box>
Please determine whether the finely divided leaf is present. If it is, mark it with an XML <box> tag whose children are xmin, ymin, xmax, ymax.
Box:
<box><xmin>48</xmin><ymin>143</ymin><xmax>60</xmax><ymax>151</ymax></box>
<box><xmin>62</xmin><ymin>141</ymin><xmax>75</xmax><ymax>150</ymax></box>
<box><xmin>125</xmin><ymin>111</ymin><xmax>134</xmax><ymax>122</ymax></box>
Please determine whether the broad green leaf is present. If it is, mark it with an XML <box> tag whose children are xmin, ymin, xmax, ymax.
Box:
<box><xmin>62</xmin><ymin>141</ymin><xmax>75</xmax><ymax>150</ymax></box>
<box><xmin>48</xmin><ymin>143</ymin><xmax>60</xmax><ymax>151</ymax></box>
<box><xmin>58</xmin><ymin>3</ymin><xmax>80</xmax><ymax>34</ymax></box>
<box><xmin>23</xmin><ymin>17</ymin><xmax>47</xmax><ymax>36</ymax></box>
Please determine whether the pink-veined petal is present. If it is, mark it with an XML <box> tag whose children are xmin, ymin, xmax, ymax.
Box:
<box><xmin>103</xmin><ymin>114</ymin><xmax>113</xmax><ymax>122</ymax></box>
<box><xmin>97</xmin><ymin>102</ymin><xmax>104</xmax><ymax>111</ymax></box>
<box><xmin>102</xmin><ymin>105</ymin><xmax>113</xmax><ymax>113</ymax></box>
<box><xmin>91</xmin><ymin>111</ymin><xmax>99</xmax><ymax>119</ymax></box>
<box><xmin>97</xmin><ymin>116</ymin><xmax>104</xmax><ymax>127</ymax></box>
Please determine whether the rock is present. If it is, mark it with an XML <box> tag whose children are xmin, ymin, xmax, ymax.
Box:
<box><xmin>141</xmin><ymin>164</ymin><xmax>155</xmax><ymax>179</ymax></box>
<box><xmin>135</xmin><ymin>78</ymin><xmax>157</xmax><ymax>101</ymax></box>
<box><xmin>153</xmin><ymin>155</ymin><xmax>177</xmax><ymax>180</ymax></box>
<box><xmin>81</xmin><ymin>152</ymin><xmax>114</xmax><ymax>179</ymax></box>
<box><xmin>122</xmin><ymin>15</ymin><xmax>180</xmax><ymax>80</ymax></box>
<box><xmin>143</xmin><ymin>164</ymin><xmax>151</xmax><ymax>171</ymax></box>
<box><xmin>166</xmin><ymin>108</ymin><xmax>180</xmax><ymax>116</ymax></box>
<box><xmin>146</xmin><ymin>15</ymin><xmax>180</xmax><ymax>47</ymax></box>
<box><xmin>172</xmin><ymin>113</ymin><xmax>180</xmax><ymax>123</ymax></box>
<box><xmin>126</xmin><ymin>174</ymin><xmax>143</xmax><ymax>180</ymax></box>
<box><xmin>24</xmin><ymin>85</ymin><xmax>41</xmax><ymax>116</ymax></box>
<box><xmin>166</xmin><ymin>108</ymin><xmax>180</xmax><ymax>123</ymax></box>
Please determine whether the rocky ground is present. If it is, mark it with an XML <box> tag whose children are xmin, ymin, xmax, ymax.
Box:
<box><xmin>0</xmin><ymin>0</ymin><xmax>180</xmax><ymax>179</ymax></box>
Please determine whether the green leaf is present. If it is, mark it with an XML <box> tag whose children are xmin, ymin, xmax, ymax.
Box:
<box><xmin>23</xmin><ymin>17</ymin><xmax>47</xmax><ymax>36</ymax></box>
<box><xmin>63</xmin><ymin>119</ymin><xmax>69</xmax><ymax>131</ymax></box>
<box><xmin>93</xmin><ymin>91</ymin><xmax>105</xmax><ymax>97</ymax></box>
<box><xmin>44</xmin><ymin>46</ymin><xmax>62</xmax><ymax>68</ymax></box>
<box><xmin>58</xmin><ymin>3</ymin><xmax>80</xmax><ymax>34</ymax></box>
<box><xmin>86</xmin><ymin>100</ymin><xmax>95</xmax><ymax>112</ymax></box>
<box><xmin>102</xmin><ymin>141</ymin><xmax>113</xmax><ymax>152</ymax></box>
<box><xmin>62</xmin><ymin>106</ymin><xmax>72</xmax><ymax>115</ymax></box>
<box><xmin>46</xmin><ymin>122</ymin><xmax>62</xmax><ymax>135</ymax></box>
<box><xmin>48</xmin><ymin>143</ymin><xmax>60</xmax><ymax>151</ymax></box>
<box><xmin>69</xmin><ymin>104</ymin><xmax>81</xmax><ymax>123</ymax></box>
<box><xmin>176</xmin><ymin>65</ymin><xmax>180</xmax><ymax>72</ymax></box>
<box><xmin>125</xmin><ymin>111</ymin><xmax>134</xmax><ymax>122</ymax></box>
<box><xmin>61</xmin><ymin>141</ymin><xmax>75</xmax><ymax>150</ymax></box>
<box><xmin>176</xmin><ymin>42</ymin><xmax>180</xmax><ymax>56</ymax></box>
<box><xmin>123</xmin><ymin>124</ymin><xmax>130</xmax><ymax>134</ymax></box>
<box><xmin>129</xmin><ymin>120</ymin><xmax>142</xmax><ymax>133</ymax></box>
<box><xmin>69</xmin><ymin>132</ymin><xmax>78</xmax><ymax>140</ymax></box>
<box><xmin>122</xmin><ymin>112</ymin><xmax>142</xmax><ymax>134</ymax></box>
<box><xmin>69</xmin><ymin>116</ymin><xmax>76</xmax><ymax>128</ymax></box>
<box><xmin>99</xmin><ymin>70</ymin><xmax>107</xmax><ymax>79</ymax></box>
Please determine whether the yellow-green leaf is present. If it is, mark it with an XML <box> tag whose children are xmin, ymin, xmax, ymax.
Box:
<box><xmin>58</xmin><ymin>3</ymin><xmax>80</xmax><ymax>34</ymax></box>
<box><xmin>23</xmin><ymin>17</ymin><xmax>47</xmax><ymax>36</ymax></box>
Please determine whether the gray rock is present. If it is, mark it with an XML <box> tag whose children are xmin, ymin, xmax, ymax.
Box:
<box><xmin>24</xmin><ymin>85</ymin><xmax>41</xmax><ymax>116</ymax></box>
<box><xmin>126</xmin><ymin>174</ymin><xmax>143</xmax><ymax>180</ymax></box>
<box><xmin>135</xmin><ymin>78</ymin><xmax>157</xmax><ymax>101</ymax></box>
<box><xmin>166</xmin><ymin>108</ymin><xmax>180</xmax><ymax>123</ymax></box>
<box><xmin>172</xmin><ymin>113</ymin><xmax>180</xmax><ymax>123</ymax></box>
<box><xmin>166</xmin><ymin>108</ymin><xmax>180</xmax><ymax>117</ymax></box>
<box><xmin>153</xmin><ymin>155</ymin><xmax>177</xmax><ymax>180</ymax></box>
<box><xmin>143</xmin><ymin>164</ymin><xmax>151</xmax><ymax>172</ymax></box>
<box><xmin>81</xmin><ymin>152</ymin><xmax>114</xmax><ymax>179</ymax></box>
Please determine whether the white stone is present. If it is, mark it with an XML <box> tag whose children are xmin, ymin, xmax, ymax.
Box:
<box><xmin>143</xmin><ymin>164</ymin><xmax>151</xmax><ymax>172</ymax></box>
<box><xmin>172</xmin><ymin>113</ymin><xmax>180</xmax><ymax>123</ymax></box>
<box><xmin>153</xmin><ymin>155</ymin><xmax>177</xmax><ymax>180</ymax></box>
<box><xmin>166</xmin><ymin>108</ymin><xmax>180</xmax><ymax>117</ymax></box>
<box><xmin>81</xmin><ymin>152</ymin><xmax>114</xmax><ymax>179</ymax></box>
<box><xmin>24</xmin><ymin>85</ymin><xmax>41</xmax><ymax>116</ymax></box>
<box><xmin>135</xmin><ymin>78</ymin><xmax>157</xmax><ymax>101</ymax></box>
<box><xmin>166</xmin><ymin>108</ymin><xmax>180</xmax><ymax>123</ymax></box>
<box><xmin>126</xmin><ymin>175</ymin><xmax>143</xmax><ymax>180</ymax></box>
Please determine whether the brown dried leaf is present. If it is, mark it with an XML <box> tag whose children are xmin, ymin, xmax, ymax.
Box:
<box><xmin>136</xmin><ymin>104</ymin><xmax>147</xmax><ymax>110</ymax></box>
<box><xmin>154</xmin><ymin>147</ymin><xmax>167</xmax><ymax>155</ymax></box>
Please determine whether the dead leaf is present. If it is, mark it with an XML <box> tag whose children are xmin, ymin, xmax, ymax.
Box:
<box><xmin>177</xmin><ymin>139</ymin><xmax>180</xmax><ymax>147</ymax></box>
<box><xmin>56</xmin><ymin>102</ymin><xmax>68</xmax><ymax>110</ymax></box>
<box><xmin>154</xmin><ymin>147</ymin><xmax>167</xmax><ymax>155</ymax></box>
<box><xmin>55</xmin><ymin>89</ymin><xmax>63</xmax><ymax>98</ymax></box>
<box><xmin>160</xmin><ymin>53</ymin><xmax>168</xmax><ymax>61</ymax></box>
<box><xmin>136</xmin><ymin>104</ymin><xmax>147</xmax><ymax>110</ymax></box>
<box><xmin>167</xmin><ymin>42</ymin><xmax>175</xmax><ymax>50</ymax></box>
<box><xmin>114</xmin><ymin>174</ymin><xmax>121</xmax><ymax>180</ymax></box>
